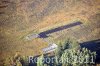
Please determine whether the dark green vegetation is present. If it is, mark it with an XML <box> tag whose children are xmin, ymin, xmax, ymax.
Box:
<box><xmin>4</xmin><ymin>39</ymin><xmax>97</xmax><ymax>66</ymax></box>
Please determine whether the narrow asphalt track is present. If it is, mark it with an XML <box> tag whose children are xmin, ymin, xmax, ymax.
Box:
<box><xmin>38</xmin><ymin>21</ymin><xmax>83</xmax><ymax>38</ymax></box>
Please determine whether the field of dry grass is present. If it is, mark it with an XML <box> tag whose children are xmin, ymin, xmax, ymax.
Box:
<box><xmin>0</xmin><ymin>0</ymin><xmax>100</xmax><ymax>65</ymax></box>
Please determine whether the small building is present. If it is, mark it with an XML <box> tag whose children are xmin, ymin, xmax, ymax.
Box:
<box><xmin>42</xmin><ymin>43</ymin><xmax>58</xmax><ymax>54</ymax></box>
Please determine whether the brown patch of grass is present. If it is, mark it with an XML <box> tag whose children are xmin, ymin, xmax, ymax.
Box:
<box><xmin>0</xmin><ymin>0</ymin><xmax>100</xmax><ymax>65</ymax></box>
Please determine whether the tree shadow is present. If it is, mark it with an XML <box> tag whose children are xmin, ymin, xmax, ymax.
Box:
<box><xmin>0</xmin><ymin>5</ymin><xmax>7</xmax><ymax>8</ymax></box>
<box><xmin>80</xmin><ymin>39</ymin><xmax>100</xmax><ymax>63</ymax></box>
<box><xmin>0</xmin><ymin>12</ymin><xmax>5</xmax><ymax>15</ymax></box>
<box><xmin>1</xmin><ymin>0</ymin><xmax>15</xmax><ymax>4</ymax></box>
<box><xmin>1</xmin><ymin>1</ymin><xmax>10</xmax><ymax>3</ymax></box>
<box><xmin>38</xmin><ymin>21</ymin><xmax>83</xmax><ymax>38</ymax></box>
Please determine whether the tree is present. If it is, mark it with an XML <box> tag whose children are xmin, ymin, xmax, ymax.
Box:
<box><xmin>37</xmin><ymin>54</ymin><xmax>44</xmax><ymax>66</ymax></box>
<box><xmin>60</xmin><ymin>48</ymin><xmax>96</xmax><ymax>66</ymax></box>
<box><xmin>70</xmin><ymin>39</ymin><xmax>80</xmax><ymax>50</ymax></box>
<box><xmin>54</xmin><ymin>38</ymin><xmax>96</xmax><ymax>66</ymax></box>
<box><xmin>20</xmin><ymin>56</ymin><xmax>29</xmax><ymax>66</ymax></box>
<box><xmin>62</xmin><ymin>39</ymin><xmax>71</xmax><ymax>50</ymax></box>
<box><xmin>55</xmin><ymin>42</ymin><xmax>63</xmax><ymax>66</ymax></box>
<box><xmin>61</xmin><ymin>38</ymin><xmax>80</xmax><ymax>50</ymax></box>
<box><xmin>55</xmin><ymin>41</ymin><xmax>63</xmax><ymax>58</ymax></box>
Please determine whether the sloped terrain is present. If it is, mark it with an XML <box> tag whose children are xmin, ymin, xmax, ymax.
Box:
<box><xmin>0</xmin><ymin>0</ymin><xmax>100</xmax><ymax>65</ymax></box>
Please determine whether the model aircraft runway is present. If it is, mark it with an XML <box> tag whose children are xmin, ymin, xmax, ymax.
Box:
<box><xmin>26</xmin><ymin>21</ymin><xmax>83</xmax><ymax>40</ymax></box>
